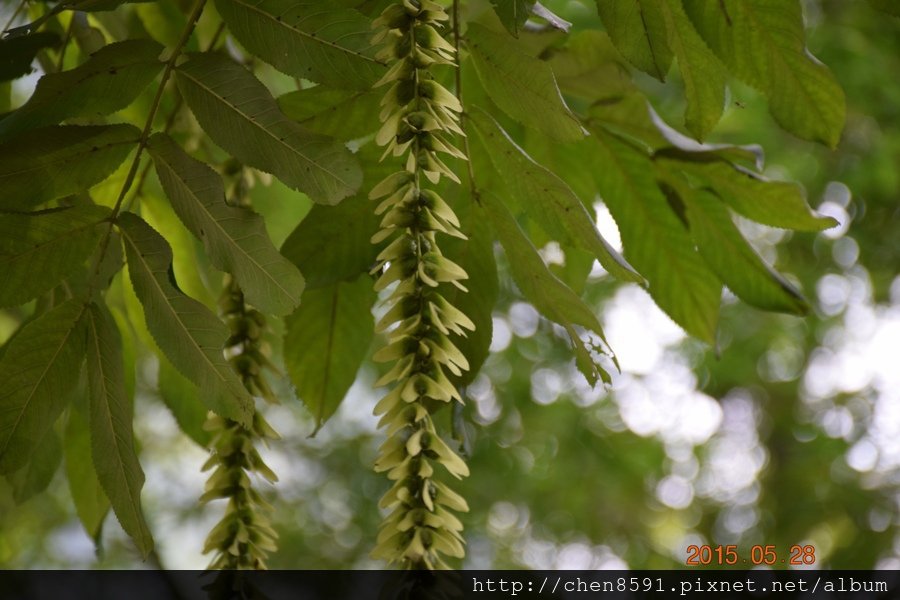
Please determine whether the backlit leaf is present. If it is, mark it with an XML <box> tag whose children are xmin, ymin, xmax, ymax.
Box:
<box><xmin>278</xmin><ymin>87</ymin><xmax>381</xmax><ymax>141</ymax></box>
<box><xmin>65</xmin><ymin>408</ymin><xmax>111</xmax><ymax>544</ymax></box>
<box><xmin>595</xmin><ymin>0</ymin><xmax>672</xmax><ymax>80</ymax></box>
<box><xmin>490</xmin><ymin>0</ymin><xmax>535</xmax><ymax>37</ymax></box>
<box><xmin>9</xmin><ymin>428</ymin><xmax>62</xmax><ymax>504</ymax></box>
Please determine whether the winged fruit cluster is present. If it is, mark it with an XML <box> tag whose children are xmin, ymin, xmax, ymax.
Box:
<box><xmin>369</xmin><ymin>0</ymin><xmax>474</xmax><ymax>569</ymax></box>
<box><xmin>201</xmin><ymin>276</ymin><xmax>279</xmax><ymax>569</ymax></box>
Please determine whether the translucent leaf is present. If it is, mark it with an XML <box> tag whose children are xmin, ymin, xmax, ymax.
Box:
<box><xmin>215</xmin><ymin>0</ymin><xmax>385</xmax><ymax>89</ymax></box>
<box><xmin>284</xmin><ymin>276</ymin><xmax>376</xmax><ymax>435</ymax></box>
<box><xmin>147</xmin><ymin>133</ymin><xmax>305</xmax><ymax>316</ymax></box>
<box><xmin>8</xmin><ymin>427</ymin><xmax>62</xmax><ymax>504</ymax></box>
<box><xmin>480</xmin><ymin>193</ymin><xmax>612</xmax><ymax>386</ymax></box>
<box><xmin>65</xmin><ymin>408</ymin><xmax>111</xmax><ymax>544</ymax></box>
<box><xmin>489</xmin><ymin>0</ymin><xmax>535</xmax><ymax>37</ymax></box>
<box><xmin>157</xmin><ymin>359</ymin><xmax>212</xmax><ymax>447</ymax></box>
<box><xmin>594</xmin><ymin>0</ymin><xmax>672</xmax><ymax>80</ymax></box>
<box><xmin>466</xmin><ymin>23</ymin><xmax>584</xmax><ymax>142</ymax></box>
<box><xmin>0</xmin><ymin>39</ymin><xmax>164</xmax><ymax>141</ymax></box>
<box><xmin>278</xmin><ymin>87</ymin><xmax>381</xmax><ymax>141</ymax></box>
<box><xmin>657</xmin><ymin>0</ymin><xmax>726</xmax><ymax>140</ymax></box>
<box><xmin>0</xmin><ymin>124</ymin><xmax>140</xmax><ymax>211</ymax></box>
<box><xmin>84</xmin><ymin>301</ymin><xmax>153</xmax><ymax>557</ymax></box>
<box><xmin>176</xmin><ymin>52</ymin><xmax>361</xmax><ymax>205</ymax></box>
<box><xmin>588</xmin><ymin>128</ymin><xmax>721</xmax><ymax>343</ymax></box>
<box><xmin>470</xmin><ymin>109</ymin><xmax>642</xmax><ymax>284</ymax></box>
<box><xmin>0</xmin><ymin>205</ymin><xmax>111</xmax><ymax>308</ymax></box>
<box><xmin>683</xmin><ymin>0</ymin><xmax>845</xmax><ymax>147</ymax></box>
<box><xmin>0</xmin><ymin>300</ymin><xmax>87</xmax><ymax>474</ymax></box>
<box><xmin>118</xmin><ymin>212</ymin><xmax>253</xmax><ymax>426</ymax></box>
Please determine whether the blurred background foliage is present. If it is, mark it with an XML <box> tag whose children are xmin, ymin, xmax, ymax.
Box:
<box><xmin>1</xmin><ymin>0</ymin><xmax>899</xmax><ymax>569</ymax></box>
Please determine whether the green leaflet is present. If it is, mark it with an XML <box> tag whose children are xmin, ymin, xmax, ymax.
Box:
<box><xmin>284</xmin><ymin>276</ymin><xmax>375</xmax><ymax>434</ymax></box>
<box><xmin>176</xmin><ymin>52</ymin><xmax>362</xmax><ymax>205</ymax></box>
<box><xmin>466</xmin><ymin>23</ymin><xmax>584</xmax><ymax>142</ymax></box>
<box><xmin>278</xmin><ymin>87</ymin><xmax>381</xmax><ymax>141</ymax></box>
<box><xmin>0</xmin><ymin>300</ymin><xmax>88</xmax><ymax>474</ymax></box>
<box><xmin>215</xmin><ymin>0</ymin><xmax>385</xmax><ymax>89</ymax></box>
<box><xmin>665</xmin><ymin>157</ymin><xmax>837</xmax><ymax>232</ymax></box>
<box><xmin>588</xmin><ymin>128</ymin><xmax>721</xmax><ymax>343</ymax></box>
<box><xmin>657</xmin><ymin>0</ymin><xmax>726</xmax><ymax>140</ymax></box>
<box><xmin>665</xmin><ymin>183</ymin><xmax>808</xmax><ymax>315</ymax></box>
<box><xmin>0</xmin><ymin>39</ymin><xmax>164</xmax><ymax>141</ymax></box>
<box><xmin>281</xmin><ymin>194</ymin><xmax>381</xmax><ymax>290</ymax></box>
<box><xmin>0</xmin><ymin>33</ymin><xmax>61</xmax><ymax>83</ymax></box>
<box><xmin>157</xmin><ymin>358</ymin><xmax>210</xmax><ymax>447</ymax></box>
<box><xmin>65</xmin><ymin>408</ymin><xmax>111</xmax><ymax>545</ymax></box>
<box><xmin>118</xmin><ymin>212</ymin><xmax>253</xmax><ymax>426</ymax></box>
<box><xmin>480</xmin><ymin>193</ymin><xmax>612</xmax><ymax>386</ymax></box>
<box><xmin>441</xmin><ymin>192</ymin><xmax>498</xmax><ymax>388</ymax></box>
<box><xmin>8</xmin><ymin>428</ymin><xmax>62</xmax><ymax>504</ymax></box>
<box><xmin>595</xmin><ymin>0</ymin><xmax>672</xmax><ymax>81</ymax></box>
<box><xmin>84</xmin><ymin>301</ymin><xmax>153</xmax><ymax>557</ymax></box>
<box><xmin>547</xmin><ymin>30</ymin><xmax>633</xmax><ymax>102</ymax></box>
<box><xmin>469</xmin><ymin>109</ymin><xmax>642</xmax><ymax>284</ymax></box>
<box><xmin>683</xmin><ymin>0</ymin><xmax>845</xmax><ymax>147</ymax></box>
<box><xmin>489</xmin><ymin>0</ymin><xmax>535</xmax><ymax>37</ymax></box>
<box><xmin>0</xmin><ymin>205</ymin><xmax>111</xmax><ymax>308</ymax></box>
<box><xmin>0</xmin><ymin>124</ymin><xmax>140</xmax><ymax>211</ymax></box>
<box><xmin>147</xmin><ymin>133</ymin><xmax>305</xmax><ymax>316</ymax></box>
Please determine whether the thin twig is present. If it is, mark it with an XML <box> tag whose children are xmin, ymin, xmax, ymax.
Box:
<box><xmin>1</xmin><ymin>0</ymin><xmax>27</xmax><ymax>35</ymax></box>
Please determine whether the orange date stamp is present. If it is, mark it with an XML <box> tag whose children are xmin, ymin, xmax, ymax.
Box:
<box><xmin>685</xmin><ymin>544</ymin><xmax>816</xmax><ymax>566</ymax></box>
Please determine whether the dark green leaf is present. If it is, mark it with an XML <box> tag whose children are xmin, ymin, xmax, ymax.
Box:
<box><xmin>176</xmin><ymin>52</ymin><xmax>361</xmax><ymax>205</ymax></box>
<box><xmin>215</xmin><ymin>0</ymin><xmax>385</xmax><ymax>89</ymax></box>
<box><xmin>466</xmin><ymin>23</ymin><xmax>584</xmax><ymax>142</ymax></box>
<box><xmin>284</xmin><ymin>276</ymin><xmax>375</xmax><ymax>434</ymax></box>
<box><xmin>118</xmin><ymin>212</ymin><xmax>253</xmax><ymax>426</ymax></box>
<box><xmin>0</xmin><ymin>124</ymin><xmax>140</xmax><ymax>211</ymax></box>
<box><xmin>588</xmin><ymin>127</ymin><xmax>721</xmax><ymax>343</ymax></box>
<box><xmin>867</xmin><ymin>0</ymin><xmax>900</xmax><ymax>17</ymax></box>
<box><xmin>0</xmin><ymin>300</ymin><xmax>88</xmax><ymax>474</ymax></box>
<box><xmin>470</xmin><ymin>110</ymin><xmax>642</xmax><ymax>284</ymax></box>
<box><xmin>0</xmin><ymin>205</ymin><xmax>111</xmax><ymax>308</ymax></box>
<box><xmin>490</xmin><ymin>0</ymin><xmax>536</xmax><ymax>37</ymax></box>
<box><xmin>546</xmin><ymin>30</ymin><xmax>633</xmax><ymax>101</ymax></box>
<box><xmin>157</xmin><ymin>359</ymin><xmax>211</xmax><ymax>447</ymax></box>
<box><xmin>147</xmin><ymin>133</ymin><xmax>305</xmax><ymax>316</ymax></box>
<box><xmin>0</xmin><ymin>33</ymin><xmax>60</xmax><ymax>82</ymax></box>
<box><xmin>0</xmin><ymin>40</ymin><xmax>164</xmax><ymax>141</ymax></box>
<box><xmin>683</xmin><ymin>0</ymin><xmax>845</xmax><ymax>147</ymax></box>
<box><xmin>481</xmin><ymin>192</ymin><xmax>612</xmax><ymax>386</ymax></box>
<box><xmin>65</xmin><ymin>408</ymin><xmax>111</xmax><ymax>544</ymax></box>
<box><xmin>84</xmin><ymin>301</ymin><xmax>153</xmax><ymax>557</ymax></box>
<box><xmin>595</xmin><ymin>0</ymin><xmax>672</xmax><ymax>80</ymax></box>
<box><xmin>9</xmin><ymin>428</ymin><xmax>62</xmax><ymax>504</ymax></box>
<box><xmin>278</xmin><ymin>87</ymin><xmax>381</xmax><ymax>141</ymax></box>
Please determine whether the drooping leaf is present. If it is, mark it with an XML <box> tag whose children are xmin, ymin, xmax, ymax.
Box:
<box><xmin>278</xmin><ymin>87</ymin><xmax>381</xmax><ymax>141</ymax></box>
<box><xmin>0</xmin><ymin>205</ymin><xmax>111</xmax><ymax>308</ymax></box>
<box><xmin>595</xmin><ymin>0</ymin><xmax>672</xmax><ymax>80</ymax></box>
<box><xmin>683</xmin><ymin>0</ymin><xmax>846</xmax><ymax>147</ymax></box>
<box><xmin>480</xmin><ymin>192</ymin><xmax>612</xmax><ymax>386</ymax></box>
<box><xmin>470</xmin><ymin>110</ymin><xmax>642</xmax><ymax>284</ymax></box>
<box><xmin>657</xmin><ymin>0</ymin><xmax>726</xmax><ymax>140</ymax></box>
<box><xmin>65</xmin><ymin>408</ymin><xmax>111</xmax><ymax>544</ymax></box>
<box><xmin>84</xmin><ymin>301</ymin><xmax>153</xmax><ymax>557</ymax></box>
<box><xmin>0</xmin><ymin>33</ymin><xmax>61</xmax><ymax>82</ymax></box>
<box><xmin>489</xmin><ymin>0</ymin><xmax>536</xmax><ymax>37</ymax></box>
<box><xmin>8</xmin><ymin>428</ymin><xmax>62</xmax><ymax>504</ymax></box>
<box><xmin>284</xmin><ymin>276</ymin><xmax>376</xmax><ymax>434</ymax></box>
<box><xmin>118</xmin><ymin>212</ymin><xmax>253</xmax><ymax>425</ymax></box>
<box><xmin>588</xmin><ymin>127</ymin><xmax>721</xmax><ymax>343</ymax></box>
<box><xmin>667</xmin><ymin>183</ymin><xmax>808</xmax><ymax>315</ymax></box>
<box><xmin>441</xmin><ymin>192</ymin><xmax>498</xmax><ymax>387</ymax></box>
<box><xmin>0</xmin><ymin>300</ymin><xmax>88</xmax><ymax>474</ymax></box>
<box><xmin>0</xmin><ymin>39</ymin><xmax>164</xmax><ymax>141</ymax></box>
<box><xmin>665</xmin><ymin>157</ymin><xmax>837</xmax><ymax>231</ymax></box>
<box><xmin>176</xmin><ymin>52</ymin><xmax>361</xmax><ymax>205</ymax></box>
<box><xmin>147</xmin><ymin>133</ymin><xmax>305</xmax><ymax>316</ymax></box>
<box><xmin>215</xmin><ymin>0</ymin><xmax>385</xmax><ymax>89</ymax></box>
<box><xmin>0</xmin><ymin>124</ymin><xmax>140</xmax><ymax>211</ymax></box>
<box><xmin>466</xmin><ymin>23</ymin><xmax>584</xmax><ymax>142</ymax></box>
<box><xmin>157</xmin><ymin>359</ymin><xmax>211</xmax><ymax>447</ymax></box>
<box><xmin>281</xmin><ymin>194</ymin><xmax>381</xmax><ymax>290</ymax></box>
